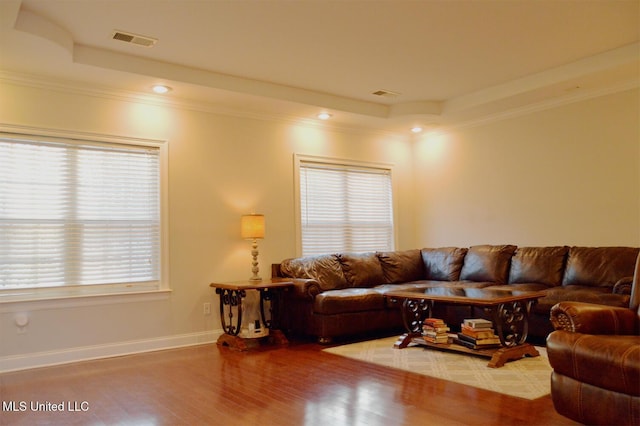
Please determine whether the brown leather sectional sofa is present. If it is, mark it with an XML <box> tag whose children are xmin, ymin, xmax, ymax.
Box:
<box><xmin>273</xmin><ymin>245</ymin><xmax>639</xmax><ymax>343</ymax></box>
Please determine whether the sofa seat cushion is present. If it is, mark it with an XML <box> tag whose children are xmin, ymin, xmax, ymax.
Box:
<box><xmin>377</xmin><ymin>249</ymin><xmax>424</xmax><ymax>283</ymax></box>
<box><xmin>459</xmin><ymin>245</ymin><xmax>517</xmax><ymax>284</ymax></box>
<box><xmin>509</xmin><ymin>246</ymin><xmax>568</xmax><ymax>286</ymax></box>
<box><xmin>313</xmin><ymin>288</ymin><xmax>386</xmax><ymax>315</ymax></box>
<box><xmin>563</xmin><ymin>246</ymin><xmax>639</xmax><ymax>287</ymax></box>
<box><xmin>280</xmin><ymin>254</ymin><xmax>348</xmax><ymax>291</ymax></box>
<box><xmin>338</xmin><ymin>252</ymin><xmax>386</xmax><ymax>288</ymax></box>
<box><xmin>421</xmin><ymin>247</ymin><xmax>467</xmax><ymax>281</ymax></box>
<box><xmin>534</xmin><ymin>286</ymin><xmax>631</xmax><ymax>314</ymax></box>
<box><xmin>547</xmin><ymin>331</ymin><xmax>640</xmax><ymax>396</ymax></box>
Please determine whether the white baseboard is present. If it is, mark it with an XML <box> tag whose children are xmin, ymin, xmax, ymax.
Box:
<box><xmin>0</xmin><ymin>329</ymin><xmax>223</xmax><ymax>373</ymax></box>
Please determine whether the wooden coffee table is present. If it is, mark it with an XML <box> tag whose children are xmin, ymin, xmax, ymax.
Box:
<box><xmin>386</xmin><ymin>287</ymin><xmax>545</xmax><ymax>368</ymax></box>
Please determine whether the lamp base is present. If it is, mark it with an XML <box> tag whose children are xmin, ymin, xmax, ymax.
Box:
<box><xmin>249</xmin><ymin>239</ymin><xmax>261</xmax><ymax>282</ymax></box>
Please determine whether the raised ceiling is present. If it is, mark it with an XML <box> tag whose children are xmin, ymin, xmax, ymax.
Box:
<box><xmin>1</xmin><ymin>0</ymin><xmax>638</xmax><ymax>134</ymax></box>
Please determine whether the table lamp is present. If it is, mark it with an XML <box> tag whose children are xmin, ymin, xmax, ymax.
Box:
<box><xmin>241</xmin><ymin>214</ymin><xmax>265</xmax><ymax>281</ymax></box>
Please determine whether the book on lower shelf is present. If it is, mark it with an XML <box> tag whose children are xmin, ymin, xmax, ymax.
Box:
<box><xmin>456</xmin><ymin>332</ymin><xmax>501</xmax><ymax>346</ymax></box>
<box><xmin>422</xmin><ymin>318</ymin><xmax>451</xmax><ymax>344</ymax></box>
<box><xmin>453</xmin><ymin>337</ymin><xmax>501</xmax><ymax>350</ymax></box>
<box><xmin>462</xmin><ymin>318</ymin><xmax>493</xmax><ymax>329</ymax></box>
<box><xmin>460</xmin><ymin>325</ymin><xmax>496</xmax><ymax>339</ymax></box>
<box><xmin>423</xmin><ymin>334</ymin><xmax>450</xmax><ymax>344</ymax></box>
<box><xmin>455</xmin><ymin>318</ymin><xmax>502</xmax><ymax>349</ymax></box>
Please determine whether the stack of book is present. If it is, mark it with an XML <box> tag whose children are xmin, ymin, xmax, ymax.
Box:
<box><xmin>453</xmin><ymin>318</ymin><xmax>502</xmax><ymax>349</ymax></box>
<box><xmin>422</xmin><ymin>318</ymin><xmax>451</xmax><ymax>344</ymax></box>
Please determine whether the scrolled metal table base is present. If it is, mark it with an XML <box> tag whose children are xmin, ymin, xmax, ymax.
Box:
<box><xmin>214</xmin><ymin>284</ymin><xmax>290</xmax><ymax>351</ymax></box>
<box><xmin>216</xmin><ymin>288</ymin><xmax>246</xmax><ymax>336</ymax></box>
<box><xmin>491</xmin><ymin>300</ymin><xmax>534</xmax><ymax>347</ymax></box>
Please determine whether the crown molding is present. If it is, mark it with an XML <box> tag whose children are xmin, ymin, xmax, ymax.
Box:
<box><xmin>5</xmin><ymin>4</ymin><xmax>638</xmax><ymax>136</ymax></box>
<box><xmin>444</xmin><ymin>43</ymin><xmax>640</xmax><ymax>115</ymax></box>
<box><xmin>0</xmin><ymin>70</ymin><xmax>408</xmax><ymax>139</ymax></box>
<box><xmin>441</xmin><ymin>78</ymin><xmax>639</xmax><ymax>133</ymax></box>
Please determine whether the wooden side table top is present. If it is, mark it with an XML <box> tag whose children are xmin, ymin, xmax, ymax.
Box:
<box><xmin>209</xmin><ymin>278</ymin><xmax>294</xmax><ymax>291</ymax></box>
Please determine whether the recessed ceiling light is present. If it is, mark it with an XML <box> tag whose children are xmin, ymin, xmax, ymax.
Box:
<box><xmin>317</xmin><ymin>112</ymin><xmax>332</xmax><ymax>120</ymax></box>
<box><xmin>411</xmin><ymin>127</ymin><xmax>423</xmax><ymax>133</ymax></box>
<box><xmin>152</xmin><ymin>84</ymin><xmax>171</xmax><ymax>94</ymax></box>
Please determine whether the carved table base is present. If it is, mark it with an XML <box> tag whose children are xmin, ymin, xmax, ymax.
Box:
<box><xmin>210</xmin><ymin>279</ymin><xmax>293</xmax><ymax>352</ymax></box>
<box><xmin>216</xmin><ymin>329</ymin><xmax>289</xmax><ymax>352</ymax></box>
<box><xmin>487</xmin><ymin>344</ymin><xmax>539</xmax><ymax>368</ymax></box>
<box><xmin>394</xmin><ymin>333</ymin><xmax>540</xmax><ymax>368</ymax></box>
<box><xmin>387</xmin><ymin>287</ymin><xmax>545</xmax><ymax>368</ymax></box>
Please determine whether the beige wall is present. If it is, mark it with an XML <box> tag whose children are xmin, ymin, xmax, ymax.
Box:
<box><xmin>413</xmin><ymin>88</ymin><xmax>640</xmax><ymax>247</ymax></box>
<box><xmin>0</xmin><ymin>81</ymin><xmax>638</xmax><ymax>370</ymax></box>
<box><xmin>0</xmin><ymin>81</ymin><xmax>415</xmax><ymax>368</ymax></box>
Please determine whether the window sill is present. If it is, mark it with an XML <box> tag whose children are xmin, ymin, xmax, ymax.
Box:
<box><xmin>0</xmin><ymin>288</ymin><xmax>173</xmax><ymax>313</ymax></box>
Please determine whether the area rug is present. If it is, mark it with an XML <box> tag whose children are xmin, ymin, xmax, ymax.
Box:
<box><xmin>323</xmin><ymin>336</ymin><xmax>551</xmax><ymax>400</ymax></box>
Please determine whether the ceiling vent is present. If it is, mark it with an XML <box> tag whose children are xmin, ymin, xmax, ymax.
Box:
<box><xmin>372</xmin><ymin>89</ymin><xmax>400</xmax><ymax>98</ymax></box>
<box><xmin>112</xmin><ymin>30</ymin><xmax>157</xmax><ymax>47</ymax></box>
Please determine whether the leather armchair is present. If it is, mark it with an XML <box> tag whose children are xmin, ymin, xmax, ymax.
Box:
<box><xmin>546</xmin><ymin>255</ymin><xmax>640</xmax><ymax>425</ymax></box>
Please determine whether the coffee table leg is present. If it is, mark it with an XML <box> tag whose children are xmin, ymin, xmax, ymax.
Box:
<box><xmin>393</xmin><ymin>333</ymin><xmax>417</xmax><ymax>349</ymax></box>
<box><xmin>394</xmin><ymin>298</ymin><xmax>432</xmax><ymax>349</ymax></box>
<box><xmin>488</xmin><ymin>344</ymin><xmax>540</xmax><ymax>368</ymax></box>
<box><xmin>401</xmin><ymin>298</ymin><xmax>433</xmax><ymax>334</ymax></box>
<box><xmin>489</xmin><ymin>300</ymin><xmax>539</xmax><ymax>367</ymax></box>
<box><xmin>493</xmin><ymin>300</ymin><xmax>531</xmax><ymax>347</ymax></box>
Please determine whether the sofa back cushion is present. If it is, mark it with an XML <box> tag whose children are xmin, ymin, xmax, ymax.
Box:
<box><xmin>338</xmin><ymin>252</ymin><xmax>387</xmax><ymax>287</ymax></box>
<box><xmin>377</xmin><ymin>249</ymin><xmax>424</xmax><ymax>283</ymax></box>
<box><xmin>459</xmin><ymin>245</ymin><xmax>517</xmax><ymax>283</ymax></box>
<box><xmin>509</xmin><ymin>246</ymin><xmax>568</xmax><ymax>287</ymax></box>
<box><xmin>421</xmin><ymin>247</ymin><xmax>468</xmax><ymax>281</ymax></box>
<box><xmin>280</xmin><ymin>254</ymin><xmax>348</xmax><ymax>291</ymax></box>
<box><xmin>562</xmin><ymin>246</ymin><xmax>640</xmax><ymax>287</ymax></box>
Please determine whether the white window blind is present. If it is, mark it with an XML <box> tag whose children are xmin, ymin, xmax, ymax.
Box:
<box><xmin>299</xmin><ymin>159</ymin><xmax>394</xmax><ymax>256</ymax></box>
<box><xmin>0</xmin><ymin>135</ymin><xmax>161</xmax><ymax>295</ymax></box>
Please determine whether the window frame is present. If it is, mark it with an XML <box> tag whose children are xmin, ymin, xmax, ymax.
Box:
<box><xmin>0</xmin><ymin>125</ymin><xmax>170</xmax><ymax>304</ymax></box>
<box><xmin>293</xmin><ymin>153</ymin><xmax>398</xmax><ymax>257</ymax></box>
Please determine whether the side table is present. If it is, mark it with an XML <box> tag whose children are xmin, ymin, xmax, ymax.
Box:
<box><xmin>209</xmin><ymin>279</ymin><xmax>293</xmax><ymax>351</ymax></box>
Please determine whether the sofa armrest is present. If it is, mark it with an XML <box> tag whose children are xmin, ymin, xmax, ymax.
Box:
<box><xmin>613</xmin><ymin>276</ymin><xmax>633</xmax><ymax>294</ymax></box>
<box><xmin>288</xmin><ymin>278</ymin><xmax>322</xmax><ymax>301</ymax></box>
<box><xmin>550</xmin><ymin>301</ymin><xmax>637</xmax><ymax>335</ymax></box>
<box><xmin>272</xmin><ymin>263</ymin><xmax>322</xmax><ymax>300</ymax></box>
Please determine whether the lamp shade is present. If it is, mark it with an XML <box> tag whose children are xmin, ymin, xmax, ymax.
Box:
<box><xmin>240</xmin><ymin>214</ymin><xmax>265</xmax><ymax>239</ymax></box>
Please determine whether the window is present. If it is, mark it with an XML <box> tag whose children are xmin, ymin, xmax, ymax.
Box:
<box><xmin>296</xmin><ymin>155</ymin><xmax>395</xmax><ymax>256</ymax></box>
<box><xmin>0</xmin><ymin>132</ymin><xmax>166</xmax><ymax>301</ymax></box>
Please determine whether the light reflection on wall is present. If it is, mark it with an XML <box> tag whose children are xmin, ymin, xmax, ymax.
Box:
<box><xmin>123</xmin><ymin>101</ymin><xmax>172</xmax><ymax>138</ymax></box>
<box><xmin>286</xmin><ymin>122</ymin><xmax>331</xmax><ymax>155</ymax></box>
<box><xmin>215</xmin><ymin>181</ymin><xmax>266</xmax><ymax>281</ymax></box>
<box><xmin>414</xmin><ymin>131</ymin><xmax>450</xmax><ymax>167</ymax></box>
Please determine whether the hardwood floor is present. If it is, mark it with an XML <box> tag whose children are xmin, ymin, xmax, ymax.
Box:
<box><xmin>0</xmin><ymin>337</ymin><xmax>579</xmax><ymax>426</ymax></box>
